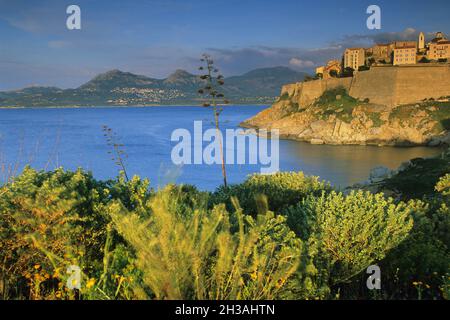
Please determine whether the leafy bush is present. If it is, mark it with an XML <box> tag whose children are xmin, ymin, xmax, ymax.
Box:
<box><xmin>0</xmin><ymin>167</ymin><xmax>111</xmax><ymax>299</ymax></box>
<box><xmin>210</xmin><ymin>172</ymin><xmax>331</xmax><ymax>215</ymax></box>
<box><xmin>284</xmin><ymin>190</ymin><xmax>415</xmax><ymax>299</ymax></box>
<box><xmin>381</xmin><ymin>175</ymin><xmax>450</xmax><ymax>299</ymax></box>
<box><xmin>0</xmin><ymin>168</ymin><xmax>154</xmax><ymax>300</ymax></box>
<box><xmin>108</xmin><ymin>173</ymin><xmax>152</xmax><ymax>216</ymax></box>
<box><xmin>1</xmin><ymin>166</ymin><xmax>448</xmax><ymax>300</ymax></box>
<box><xmin>278</xmin><ymin>92</ymin><xmax>290</xmax><ymax>101</ymax></box>
<box><xmin>314</xmin><ymin>87</ymin><xmax>361</xmax><ymax>121</ymax></box>
<box><xmin>381</xmin><ymin>153</ymin><xmax>450</xmax><ymax>201</ymax></box>
<box><xmin>441</xmin><ymin>272</ymin><xmax>450</xmax><ymax>300</ymax></box>
<box><xmin>436</xmin><ymin>173</ymin><xmax>450</xmax><ymax>196</ymax></box>
<box><xmin>108</xmin><ymin>186</ymin><xmax>301</xmax><ymax>300</ymax></box>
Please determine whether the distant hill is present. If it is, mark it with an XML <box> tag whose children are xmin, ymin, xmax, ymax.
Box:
<box><xmin>226</xmin><ymin>66</ymin><xmax>309</xmax><ymax>98</ymax></box>
<box><xmin>79</xmin><ymin>70</ymin><xmax>161</xmax><ymax>91</ymax></box>
<box><xmin>0</xmin><ymin>67</ymin><xmax>308</xmax><ymax>107</ymax></box>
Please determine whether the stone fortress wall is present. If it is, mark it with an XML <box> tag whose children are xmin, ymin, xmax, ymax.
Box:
<box><xmin>281</xmin><ymin>65</ymin><xmax>450</xmax><ymax>108</ymax></box>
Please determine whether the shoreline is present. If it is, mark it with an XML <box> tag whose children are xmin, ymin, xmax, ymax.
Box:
<box><xmin>239</xmin><ymin>122</ymin><xmax>448</xmax><ymax>148</ymax></box>
<box><xmin>0</xmin><ymin>104</ymin><xmax>270</xmax><ymax>110</ymax></box>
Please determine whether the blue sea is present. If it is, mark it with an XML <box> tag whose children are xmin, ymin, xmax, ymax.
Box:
<box><xmin>0</xmin><ymin>106</ymin><xmax>442</xmax><ymax>190</ymax></box>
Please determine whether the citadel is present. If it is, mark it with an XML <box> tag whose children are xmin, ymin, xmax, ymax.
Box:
<box><xmin>316</xmin><ymin>31</ymin><xmax>450</xmax><ymax>79</ymax></box>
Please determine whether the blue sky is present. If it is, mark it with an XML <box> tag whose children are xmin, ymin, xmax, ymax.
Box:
<box><xmin>1</xmin><ymin>0</ymin><xmax>450</xmax><ymax>90</ymax></box>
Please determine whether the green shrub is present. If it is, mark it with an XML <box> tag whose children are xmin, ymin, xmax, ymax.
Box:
<box><xmin>316</xmin><ymin>87</ymin><xmax>356</xmax><ymax>105</ymax></box>
<box><xmin>284</xmin><ymin>190</ymin><xmax>415</xmax><ymax>298</ymax></box>
<box><xmin>381</xmin><ymin>154</ymin><xmax>450</xmax><ymax>201</ymax></box>
<box><xmin>314</xmin><ymin>87</ymin><xmax>361</xmax><ymax>120</ymax></box>
<box><xmin>279</xmin><ymin>92</ymin><xmax>290</xmax><ymax>101</ymax></box>
<box><xmin>0</xmin><ymin>167</ymin><xmax>111</xmax><ymax>299</ymax></box>
<box><xmin>441</xmin><ymin>272</ymin><xmax>450</xmax><ymax>300</ymax></box>
<box><xmin>281</xmin><ymin>101</ymin><xmax>300</xmax><ymax>117</ymax></box>
<box><xmin>436</xmin><ymin>173</ymin><xmax>450</xmax><ymax>197</ymax></box>
<box><xmin>108</xmin><ymin>173</ymin><xmax>152</xmax><ymax>217</ymax></box>
<box><xmin>108</xmin><ymin>186</ymin><xmax>302</xmax><ymax>300</ymax></box>
<box><xmin>210</xmin><ymin>172</ymin><xmax>331</xmax><ymax>215</ymax></box>
<box><xmin>0</xmin><ymin>167</ymin><xmax>154</xmax><ymax>300</ymax></box>
<box><xmin>381</xmin><ymin>175</ymin><xmax>450</xmax><ymax>299</ymax></box>
<box><xmin>1</xmin><ymin>166</ymin><xmax>448</xmax><ymax>300</ymax></box>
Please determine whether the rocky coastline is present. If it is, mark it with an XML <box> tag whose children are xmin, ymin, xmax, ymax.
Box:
<box><xmin>241</xmin><ymin>86</ymin><xmax>450</xmax><ymax>147</ymax></box>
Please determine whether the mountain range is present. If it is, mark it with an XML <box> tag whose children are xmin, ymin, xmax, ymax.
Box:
<box><xmin>0</xmin><ymin>67</ymin><xmax>308</xmax><ymax>107</ymax></box>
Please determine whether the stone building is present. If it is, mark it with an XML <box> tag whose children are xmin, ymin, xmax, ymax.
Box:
<box><xmin>344</xmin><ymin>48</ymin><xmax>365</xmax><ymax>70</ymax></box>
<box><xmin>370</xmin><ymin>44</ymin><xmax>393</xmax><ymax>63</ymax></box>
<box><xmin>394</xmin><ymin>41</ymin><xmax>418</xmax><ymax>49</ymax></box>
<box><xmin>322</xmin><ymin>60</ymin><xmax>342</xmax><ymax>79</ymax></box>
<box><xmin>418</xmin><ymin>32</ymin><xmax>426</xmax><ymax>52</ymax></box>
<box><xmin>320</xmin><ymin>30</ymin><xmax>450</xmax><ymax>80</ymax></box>
<box><xmin>393</xmin><ymin>45</ymin><xmax>417</xmax><ymax>65</ymax></box>
<box><xmin>428</xmin><ymin>32</ymin><xmax>450</xmax><ymax>60</ymax></box>
<box><xmin>315</xmin><ymin>66</ymin><xmax>325</xmax><ymax>76</ymax></box>
<box><xmin>316</xmin><ymin>60</ymin><xmax>342</xmax><ymax>79</ymax></box>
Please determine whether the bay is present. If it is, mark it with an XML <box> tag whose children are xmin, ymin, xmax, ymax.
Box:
<box><xmin>0</xmin><ymin>106</ymin><xmax>442</xmax><ymax>190</ymax></box>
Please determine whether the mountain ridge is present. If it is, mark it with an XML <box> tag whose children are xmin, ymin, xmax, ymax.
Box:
<box><xmin>0</xmin><ymin>67</ymin><xmax>308</xmax><ymax>107</ymax></box>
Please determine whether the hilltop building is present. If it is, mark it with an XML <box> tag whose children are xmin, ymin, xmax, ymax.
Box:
<box><xmin>394</xmin><ymin>41</ymin><xmax>418</xmax><ymax>49</ymax></box>
<box><xmin>392</xmin><ymin>41</ymin><xmax>418</xmax><ymax>65</ymax></box>
<box><xmin>344</xmin><ymin>48</ymin><xmax>365</xmax><ymax>70</ymax></box>
<box><xmin>365</xmin><ymin>43</ymin><xmax>394</xmax><ymax>65</ymax></box>
<box><xmin>316</xmin><ymin>59</ymin><xmax>341</xmax><ymax>79</ymax></box>
<box><xmin>371</xmin><ymin>44</ymin><xmax>393</xmax><ymax>63</ymax></box>
<box><xmin>315</xmin><ymin>66</ymin><xmax>325</xmax><ymax>76</ymax></box>
<box><xmin>315</xmin><ymin>31</ymin><xmax>450</xmax><ymax>78</ymax></box>
<box><xmin>428</xmin><ymin>32</ymin><xmax>450</xmax><ymax>60</ymax></box>
<box><xmin>393</xmin><ymin>45</ymin><xmax>417</xmax><ymax>65</ymax></box>
<box><xmin>419</xmin><ymin>32</ymin><xmax>426</xmax><ymax>52</ymax></box>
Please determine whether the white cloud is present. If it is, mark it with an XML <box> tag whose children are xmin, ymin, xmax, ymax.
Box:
<box><xmin>338</xmin><ymin>28</ymin><xmax>441</xmax><ymax>47</ymax></box>
<box><xmin>289</xmin><ymin>58</ymin><xmax>315</xmax><ymax>68</ymax></box>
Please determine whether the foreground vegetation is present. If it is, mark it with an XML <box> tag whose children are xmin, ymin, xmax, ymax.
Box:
<box><xmin>0</xmin><ymin>152</ymin><xmax>449</xmax><ymax>300</ymax></box>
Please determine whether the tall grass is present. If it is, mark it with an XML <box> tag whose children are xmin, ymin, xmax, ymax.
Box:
<box><xmin>108</xmin><ymin>186</ymin><xmax>301</xmax><ymax>300</ymax></box>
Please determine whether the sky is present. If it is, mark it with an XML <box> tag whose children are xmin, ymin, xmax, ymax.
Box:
<box><xmin>1</xmin><ymin>0</ymin><xmax>450</xmax><ymax>90</ymax></box>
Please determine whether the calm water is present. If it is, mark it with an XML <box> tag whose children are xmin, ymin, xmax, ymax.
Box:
<box><xmin>0</xmin><ymin>106</ymin><xmax>443</xmax><ymax>190</ymax></box>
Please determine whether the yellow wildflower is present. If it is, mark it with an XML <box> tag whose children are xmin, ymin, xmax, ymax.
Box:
<box><xmin>53</xmin><ymin>267</ymin><xmax>61</xmax><ymax>278</ymax></box>
<box><xmin>86</xmin><ymin>278</ymin><xmax>96</xmax><ymax>289</ymax></box>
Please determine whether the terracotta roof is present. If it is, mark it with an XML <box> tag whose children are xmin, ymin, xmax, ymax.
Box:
<box><xmin>395</xmin><ymin>46</ymin><xmax>416</xmax><ymax>49</ymax></box>
<box><xmin>431</xmin><ymin>41</ymin><xmax>450</xmax><ymax>45</ymax></box>
<box><xmin>431</xmin><ymin>37</ymin><xmax>449</xmax><ymax>43</ymax></box>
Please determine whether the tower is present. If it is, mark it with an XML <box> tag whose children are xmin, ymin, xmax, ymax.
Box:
<box><xmin>436</xmin><ymin>32</ymin><xmax>444</xmax><ymax>40</ymax></box>
<box><xmin>419</xmin><ymin>32</ymin><xmax>425</xmax><ymax>50</ymax></box>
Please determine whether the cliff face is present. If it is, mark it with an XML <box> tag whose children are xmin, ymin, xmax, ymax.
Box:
<box><xmin>242</xmin><ymin>69</ymin><xmax>450</xmax><ymax>146</ymax></box>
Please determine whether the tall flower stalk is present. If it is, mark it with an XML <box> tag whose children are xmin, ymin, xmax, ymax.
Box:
<box><xmin>102</xmin><ymin>125</ymin><xmax>129</xmax><ymax>181</ymax></box>
<box><xmin>198</xmin><ymin>54</ymin><xmax>229</xmax><ymax>187</ymax></box>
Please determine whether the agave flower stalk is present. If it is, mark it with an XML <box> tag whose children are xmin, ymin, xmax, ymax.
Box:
<box><xmin>198</xmin><ymin>54</ymin><xmax>229</xmax><ymax>188</ymax></box>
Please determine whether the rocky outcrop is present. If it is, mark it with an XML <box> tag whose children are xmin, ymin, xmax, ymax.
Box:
<box><xmin>346</xmin><ymin>148</ymin><xmax>450</xmax><ymax>199</ymax></box>
<box><xmin>242</xmin><ymin>65</ymin><xmax>450</xmax><ymax>147</ymax></box>
<box><xmin>242</xmin><ymin>94</ymin><xmax>450</xmax><ymax>147</ymax></box>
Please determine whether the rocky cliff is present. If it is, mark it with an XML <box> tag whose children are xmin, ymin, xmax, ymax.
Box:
<box><xmin>241</xmin><ymin>81</ymin><xmax>450</xmax><ymax>146</ymax></box>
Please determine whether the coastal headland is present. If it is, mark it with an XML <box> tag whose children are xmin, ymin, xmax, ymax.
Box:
<box><xmin>242</xmin><ymin>65</ymin><xmax>450</xmax><ymax>147</ymax></box>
